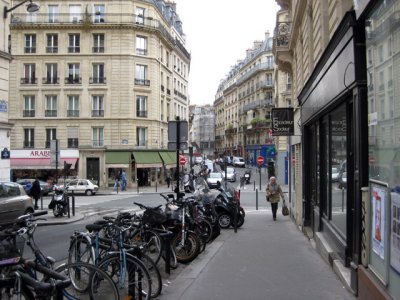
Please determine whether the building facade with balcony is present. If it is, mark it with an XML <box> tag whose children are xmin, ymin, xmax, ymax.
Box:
<box><xmin>274</xmin><ymin>0</ymin><xmax>400</xmax><ymax>298</ymax></box>
<box><xmin>215</xmin><ymin>32</ymin><xmax>281</xmax><ymax>170</ymax></box>
<box><xmin>189</xmin><ymin>105</ymin><xmax>215</xmax><ymax>158</ymax></box>
<box><xmin>8</xmin><ymin>0</ymin><xmax>190</xmax><ymax>187</ymax></box>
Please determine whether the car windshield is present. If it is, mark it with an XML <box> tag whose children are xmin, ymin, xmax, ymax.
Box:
<box><xmin>209</xmin><ymin>173</ymin><xmax>222</xmax><ymax>178</ymax></box>
<box><xmin>226</xmin><ymin>168</ymin><xmax>234</xmax><ymax>174</ymax></box>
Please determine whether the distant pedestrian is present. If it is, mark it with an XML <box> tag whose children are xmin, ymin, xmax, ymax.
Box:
<box><xmin>114</xmin><ymin>173</ymin><xmax>121</xmax><ymax>192</ymax></box>
<box><xmin>30</xmin><ymin>178</ymin><xmax>41</xmax><ymax>210</ymax></box>
<box><xmin>166</xmin><ymin>173</ymin><xmax>171</xmax><ymax>188</ymax></box>
<box><xmin>121</xmin><ymin>170</ymin><xmax>127</xmax><ymax>191</ymax></box>
<box><xmin>266</xmin><ymin>176</ymin><xmax>285</xmax><ymax>221</ymax></box>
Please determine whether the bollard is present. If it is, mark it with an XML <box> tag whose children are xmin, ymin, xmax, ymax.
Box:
<box><xmin>40</xmin><ymin>194</ymin><xmax>43</xmax><ymax>210</ymax></box>
<box><xmin>67</xmin><ymin>195</ymin><xmax>70</xmax><ymax>218</ymax></box>
<box><xmin>254</xmin><ymin>180</ymin><xmax>256</xmax><ymax>191</ymax></box>
<box><xmin>156</xmin><ymin>180</ymin><xmax>157</xmax><ymax>192</ymax></box>
<box><xmin>72</xmin><ymin>190</ymin><xmax>75</xmax><ymax>216</ymax></box>
<box><xmin>256</xmin><ymin>188</ymin><xmax>258</xmax><ymax>210</ymax></box>
<box><xmin>342</xmin><ymin>187</ymin><xmax>345</xmax><ymax>212</ymax></box>
<box><xmin>136</xmin><ymin>179</ymin><xmax>139</xmax><ymax>194</ymax></box>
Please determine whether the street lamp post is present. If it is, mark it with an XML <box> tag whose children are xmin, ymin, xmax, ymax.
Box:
<box><xmin>4</xmin><ymin>0</ymin><xmax>40</xmax><ymax>18</ymax></box>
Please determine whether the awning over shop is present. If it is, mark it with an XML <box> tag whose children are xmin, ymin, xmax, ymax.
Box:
<box><xmin>159</xmin><ymin>151</ymin><xmax>177</xmax><ymax>168</ymax></box>
<box><xmin>132</xmin><ymin>151</ymin><xmax>163</xmax><ymax>168</ymax></box>
<box><xmin>11</xmin><ymin>157</ymin><xmax>79</xmax><ymax>170</ymax></box>
<box><xmin>105</xmin><ymin>151</ymin><xmax>130</xmax><ymax>168</ymax></box>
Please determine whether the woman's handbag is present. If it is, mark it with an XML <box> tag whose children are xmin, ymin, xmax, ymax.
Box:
<box><xmin>282</xmin><ymin>201</ymin><xmax>289</xmax><ymax>216</ymax></box>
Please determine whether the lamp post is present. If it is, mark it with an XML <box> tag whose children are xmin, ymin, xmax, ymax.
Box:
<box><xmin>4</xmin><ymin>0</ymin><xmax>40</xmax><ymax>18</ymax></box>
<box><xmin>234</xmin><ymin>120</ymin><xmax>239</xmax><ymax>156</ymax></box>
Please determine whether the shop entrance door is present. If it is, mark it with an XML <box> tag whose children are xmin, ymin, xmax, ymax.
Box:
<box><xmin>87</xmin><ymin>158</ymin><xmax>100</xmax><ymax>185</ymax></box>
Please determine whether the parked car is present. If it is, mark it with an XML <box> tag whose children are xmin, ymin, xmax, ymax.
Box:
<box><xmin>223</xmin><ymin>167</ymin><xmax>237</xmax><ymax>182</ymax></box>
<box><xmin>0</xmin><ymin>182</ymin><xmax>34</xmax><ymax>223</ymax></box>
<box><xmin>16</xmin><ymin>178</ymin><xmax>52</xmax><ymax>196</ymax></box>
<box><xmin>207</xmin><ymin>172</ymin><xmax>224</xmax><ymax>188</ymax></box>
<box><xmin>233</xmin><ymin>157</ymin><xmax>245</xmax><ymax>168</ymax></box>
<box><xmin>338</xmin><ymin>172</ymin><xmax>347</xmax><ymax>189</ymax></box>
<box><xmin>331</xmin><ymin>167</ymin><xmax>340</xmax><ymax>182</ymax></box>
<box><xmin>64</xmin><ymin>179</ymin><xmax>99</xmax><ymax>196</ymax></box>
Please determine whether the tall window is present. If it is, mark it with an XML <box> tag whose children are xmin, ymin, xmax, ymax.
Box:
<box><xmin>136</xmin><ymin>127</ymin><xmax>147</xmax><ymax>147</ymax></box>
<box><xmin>92</xmin><ymin>127</ymin><xmax>104</xmax><ymax>147</ymax></box>
<box><xmin>69</xmin><ymin>5</ymin><xmax>81</xmax><ymax>23</ymax></box>
<box><xmin>68</xmin><ymin>34</ymin><xmax>80</xmax><ymax>53</ymax></box>
<box><xmin>24</xmin><ymin>129</ymin><xmax>34</xmax><ymax>148</ymax></box>
<box><xmin>136</xmin><ymin>96</ymin><xmax>147</xmax><ymax>117</ymax></box>
<box><xmin>67</xmin><ymin>127</ymin><xmax>79</xmax><ymax>148</ymax></box>
<box><xmin>92</xmin><ymin>95</ymin><xmax>104</xmax><ymax>117</ymax></box>
<box><xmin>67</xmin><ymin>95</ymin><xmax>79</xmax><ymax>117</ymax></box>
<box><xmin>22</xmin><ymin>64</ymin><xmax>36</xmax><ymax>84</ymax></box>
<box><xmin>45</xmin><ymin>129</ymin><xmax>57</xmax><ymax>148</ymax></box>
<box><xmin>265</xmin><ymin>73</ymin><xmax>273</xmax><ymax>86</ymax></box>
<box><xmin>135</xmin><ymin>7</ymin><xmax>145</xmax><ymax>24</ymax></box>
<box><xmin>24</xmin><ymin>34</ymin><xmax>36</xmax><ymax>53</ymax></box>
<box><xmin>45</xmin><ymin>63</ymin><xmax>58</xmax><ymax>84</ymax></box>
<box><xmin>135</xmin><ymin>65</ymin><xmax>149</xmax><ymax>85</ymax></box>
<box><xmin>136</xmin><ymin>36</ymin><xmax>147</xmax><ymax>55</ymax></box>
<box><xmin>48</xmin><ymin>5</ymin><xmax>58</xmax><ymax>23</ymax></box>
<box><xmin>93</xmin><ymin>5</ymin><xmax>105</xmax><ymax>23</ymax></box>
<box><xmin>46</xmin><ymin>34</ymin><xmax>58</xmax><ymax>53</ymax></box>
<box><xmin>23</xmin><ymin>95</ymin><xmax>35</xmax><ymax>117</ymax></box>
<box><xmin>45</xmin><ymin>95</ymin><xmax>57</xmax><ymax>117</ymax></box>
<box><xmin>93</xmin><ymin>34</ymin><xmax>104</xmax><ymax>53</ymax></box>
<box><xmin>67</xmin><ymin>63</ymin><xmax>80</xmax><ymax>84</ymax></box>
<box><xmin>91</xmin><ymin>64</ymin><xmax>105</xmax><ymax>83</ymax></box>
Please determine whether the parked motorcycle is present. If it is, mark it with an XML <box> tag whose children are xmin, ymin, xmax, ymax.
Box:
<box><xmin>48</xmin><ymin>185</ymin><xmax>68</xmax><ymax>217</ymax></box>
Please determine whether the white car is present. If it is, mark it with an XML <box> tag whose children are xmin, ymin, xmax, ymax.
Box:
<box><xmin>331</xmin><ymin>167</ymin><xmax>340</xmax><ymax>182</ymax></box>
<box><xmin>223</xmin><ymin>167</ymin><xmax>237</xmax><ymax>182</ymax></box>
<box><xmin>65</xmin><ymin>179</ymin><xmax>99</xmax><ymax>196</ymax></box>
<box><xmin>233</xmin><ymin>157</ymin><xmax>245</xmax><ymax>168</ymax></box>
<box><xmin>207</xmin><ymin>172</ymin><xmax>223</xmax><ymax>188</ymax></box>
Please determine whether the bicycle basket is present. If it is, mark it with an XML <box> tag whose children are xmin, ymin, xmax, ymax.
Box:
<box><xmin>0</xmin><ymin>235</ymin><xmax>24</xmax><ymax>266</ymax></box>
<box><xmin>142</xmin><ymin>208</ymin><xmax>167</xmax><ymax>225</ymax></box>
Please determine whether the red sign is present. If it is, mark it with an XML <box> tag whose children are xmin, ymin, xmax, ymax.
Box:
<box><xmin>257</xmin><ymin>156</ymin><xmax>264</xmax><ymax>165</ymax></box>
<box><xmin>179</xmin><ymin>155</ymin><xmax>186</xmax><ymax>165</ymax></box>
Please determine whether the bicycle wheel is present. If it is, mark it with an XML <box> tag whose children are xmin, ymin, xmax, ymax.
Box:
<box><xmin>132</xmin><ymin>253</ymin><xmax>162</xmax><ymax>298</ymax></box>
<box><xmin>98</xmin><ymin>253</ymin><xmax>151</xmax><ymax>300</ymax></box>
<box><xmin>130</xmin><ymin>229</ymin><xmax>162</xmax><ymax>265</ymax></box>
<box><xmin>0</xmin><ymin>277</ymin><xmax>34</xmax><ymax>300</ymax></box>
<box><xmin>55</xmin><ymin>262</ymin><xmax>119</xmax><ymax>300</ymax></box>
<box><xmin>68</xmin><ymin>235</ymin><xmax>95</xmax><ymax>266</ymax></box>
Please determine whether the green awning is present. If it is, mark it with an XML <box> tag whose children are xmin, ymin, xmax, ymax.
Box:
<box><xmin>132</xmin><ymin>151</ymin><xmax>163</xmax><ymax>168</ymax></box>
<box><xmin>159</xmin><ymin>151</ymin><xmax>177</xmax><ymax>167</ymax></box>
<box><xmin>105</xmin><ymin>151</ymin><xmax>130</xmax><ymax>168</ymax></box>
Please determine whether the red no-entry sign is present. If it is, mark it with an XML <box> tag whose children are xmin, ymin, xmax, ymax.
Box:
<box><xmin>179</xmin><ymin>155</ymin><xmax>186</xmax><ymax>165</ymax></box>
<box><xmin>257</xmin><ymin>156</ymin><xmax>264</xmax><ymax>165</ymax></box>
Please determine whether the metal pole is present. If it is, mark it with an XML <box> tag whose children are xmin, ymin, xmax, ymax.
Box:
<box><xmin>176</xmin><ymin>118</ymin><xmax>180</xmax><ymax>198</ymax></box>
<box><xmin>342</xmin><ymin>187</ymin><xmax>345</xmax><ymax>212</ymax></box>
<box><xmin>254</xmin><ymin>180</ymin><xmax>255</xmax><ymax>191</ymax></box>
<box><xmin>55</xmin><ymin>140</ymin><xmax>58</xmax><ymax>184</ymax></box>
<box><xmin>67</xmin><ymin>195</ymin><xmax>70</xmax><ymax>218</ymax></box>
<box><xmin>259</xmin><ymin>165</ymin><xmax>262</xmax><ymax>190</ymax></box>
<box><xmin>256</xmin><ymin>188</ymin><xmax>258</xmax><ymax>210</ymax></box>
<box><xmin>40</xmin><ymin>194</ymin><xmax>43</xmax><ymax>210</ymax></box>
<box><xmin>72</xmin><ymin>191</ymin><xmax>75</xmax><ymax>216</ymax></box>
<box><xmin>136</xmin><ymin>179</ymin><xmax>139</xmax><ymax>194</ymax></box>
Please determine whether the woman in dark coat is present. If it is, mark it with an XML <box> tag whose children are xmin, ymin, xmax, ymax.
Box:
<box><xmin>30</xmin><ymin>178</ymin><xmax>41</xmax><ymax>209</ymax></box>
<box><xmin>266</xmin><ymin>176</ymin><xmax>285</xmax><ymax>221</ymax></box>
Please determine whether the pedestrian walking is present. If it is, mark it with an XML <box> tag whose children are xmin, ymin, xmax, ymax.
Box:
<box><xmin>30</xmin><ymin>178</ymin><xmax>41</xmax><ymax>210</ymax></box>
<box><xmin>113</xmin><ymin>173</ymin><xmax>121</xmax><ymax>192</ymax></box>
<box><xmin>266</xmin><ymin>176</ymin><xmax>285</xmax><ymax>221</ymax></box>
<box><xmin>121</xmin><ymin>170</ymin><xmax>127</xmax><ymax>191</ymax></box>
<box><xmin>166</xmin><ymin>173</ymin><xmax>171</xmax><ymax>188</ymax></box>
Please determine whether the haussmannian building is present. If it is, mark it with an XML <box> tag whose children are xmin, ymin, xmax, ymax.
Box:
<box><xmin>7</xmin><ymin>0</ymin><xmax>190</xmax><ymax>188</ymax></box>
<box><xmin>274</xmin><ymin>0</ymin><xmax>400</xmax><ymax>298</ymax></box>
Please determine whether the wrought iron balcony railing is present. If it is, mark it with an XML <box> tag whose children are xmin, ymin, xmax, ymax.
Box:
<box><xmin>92</xmin><ymin>139</ymin><xmax>104</xmax><ymax>147</ymax></box>
<box><xmin>20</xmin><ymin>77</ymin><xmax>37</xmax><ymax>84</ymax></box>
<box><xmin>92</xmin><ymin>46</ymin><xmax>104</xmax><ymax>53</ymax></box>
<box><xmin>136</xmin><ymin>110</ymin><xmax>148</xmax><ymax>118</ymax></box>
<box><xmin>68</xmin><ymin>138</ymin><xmax>79</xmax><ymax>148</ymax></box>
<box><xmin>46</xmin><ymin>46</ymin><xmax>58</xmax><ymax>53</ymax></box>
<box><xmin>67</xmin><ymin>110</ymin><xmax>79</xmax><ymax>117</ymax></box>
<box><xmin>135</xmin><ymin>78</ymin><xmax>150</xmax><ymax>86</ymax></box>
<box><xmin>23</xmin><ymin>110</ymin><xmax>35</xmax><ymax>117</ymax></box>
<box><xmin>89</xmin><ymin>77</ymin><xmax>106</xmax><ymax>84</ymax></box>
<box><xmin>42</xmin><ymin>77</ymin><xmax>59</xmax><ymax>84</ymax></box>
<box><xmin>65</xmin><ymin>77</ymin><xmax>81</xmax><ymax>84</ymax></box>
<box><xmin>45</xmin><ymin>110</ymin><xmax>57</xmax><ymax>117</ymax></box>
<box><xmin>92</xmin><ymin>110</ymin><xmax>104</xmax><ymax>117</ymax></box>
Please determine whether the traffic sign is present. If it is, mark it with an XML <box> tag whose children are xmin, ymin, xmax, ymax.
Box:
<box><xmin>257</xmin><ymin>156</ymin><xmax>264</xmax><ymax>165</ymax></box>
<box><xmin>179</xmin><ymin>155</ymin><xmax>186</xmax><ymax>166</ymax></box>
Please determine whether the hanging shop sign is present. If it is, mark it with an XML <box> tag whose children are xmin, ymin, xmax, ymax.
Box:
<box><xmin>271</xmin><ymin>108</ymin><xmax>294</xmax><ymax>136</ymax></box>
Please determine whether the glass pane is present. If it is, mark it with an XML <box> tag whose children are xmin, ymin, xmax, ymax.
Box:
<box><xmin>330</xmin><ymin>105</ymin><xmax>347</xmax><ymax>236</ymax></box>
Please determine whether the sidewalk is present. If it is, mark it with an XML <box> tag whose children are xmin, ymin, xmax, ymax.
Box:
<box><xmin>159</xmin><ymin>211</ymin><xmax>355</xmax><ymax>300</ymax></box>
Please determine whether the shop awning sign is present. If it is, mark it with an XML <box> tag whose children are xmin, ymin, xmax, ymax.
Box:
<box><xmin>272</xmin><ymin>108</ymin><xmax>294</xmax><ymax>136</ymax></box>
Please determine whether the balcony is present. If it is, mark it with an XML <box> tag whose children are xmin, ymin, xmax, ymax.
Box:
<box><xmin>89</xmin><ymin>77</ymin><xmax>106</xmax><ymax>84</ymax></box>
<box><xmin>67</xmin><ymin>110</ymin><xmax>79</xmax><ymax>117</ymax></box>
<box><xmin>236</xmin><ymin>62</ymin><xmax>275</xmax><ymax>85</ymax></box>
<box><xmin>20</xmin><ymin>77</ymin><xmax>37</xmax><ymax>84</ymax></box>
<box><xmin>24</xmin><ymin>47</ymin><xmax>36</xmax><ymax>53</ymax></box>
<box><xmin>42</xmin><ymin>77</ymin><xmax>59</xmax><ymax>84</ymax></box>
<box><xmin>68</xmin><ymin>138</ymin><xmax>79</xmax><ymax>148</ymax></box>
<box><xmin>161</xmin><ymin>85</ymin><xmax>165</xmax><ymax>92</ymax></box>
<box><xmin>273</xmin><ymin>20</ymin><xmax>292</xmax><ymax>73</ymax></box>
<box><xmin>242</xmin><ymin>99</ymin><xmax>274</xmax><ymax>113</ymax></box>
<box><xmin>92</xmin><ymin>110</ymin><xmax>104</xmax><ymax>117</ymax></box>
<box><xmin>45</xmin><ymin>110</ymin><xmax>57</xmax><ymax>117</ymax></box>
<box><xmin>23</xmin><ymin>141</ymin><xmax>34</xmax><ymax>148</ymax></box>
<box><xmin>174</xmin><ymin>89</ymin><xmax>187</xmax><ymax>101</ymax></box>
<box><xmin>136</xmin><ymin>110</ymin><xmax>148</xmax><ymax>118</ymax></box>
<box><xmin>92</xmin><ymin>46</ymin><xmax>105</xmax><ymax>53</ymax></box>
<box><xmin>135</xmin><ymin>78</ymin><xmax>150</xmax><ymax>86</ymax></box>
<box><xmin>46</xmin><ymin>46</ymin><xmax>58</xmax><ymax>53</ymax></box>
<box><xmin>65</xmin><ymin>77</ymin><xmax>81</xmax><ymax>84</ymax></box>
<box><xmin>68</xmin><ymin>46</ymin><xmax>80</xmax><ymax>53</ymax></box>
<box><xmin>23</xmin><ymin>110</ymin><xmax>35</xmax><ymax>117</ymax></box>
<box><xmin>246</xmin><ymin>119</ymin><xmax>272</xmax><ymax>132</ymax></box>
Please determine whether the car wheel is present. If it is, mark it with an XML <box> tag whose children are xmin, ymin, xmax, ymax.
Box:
<box><xmin>218</xmin><ymin>213</ymin><xmax>232</xmax><ymax>229</ymax></box>
<box><xmin>85</xmin><ymin>189</ymin><xmax>93</xmax><ymax>196</ymax></box>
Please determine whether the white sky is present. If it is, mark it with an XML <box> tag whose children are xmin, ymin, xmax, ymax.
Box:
<box><xmin>174</xmin><ymin>0</ymin><xmax>280</xmax><ymax>105</ymax></box>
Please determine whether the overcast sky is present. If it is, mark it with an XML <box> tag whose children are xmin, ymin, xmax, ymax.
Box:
<box><xmin>174</xmin><ymin>0</ymin><xmax>280</xmax><ymax>105</ymax></box>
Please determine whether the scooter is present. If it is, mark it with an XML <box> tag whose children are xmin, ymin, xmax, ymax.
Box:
<box><xmin>244</xmin><ymin>170</ymin><xmax>251</xmax><ymax>184</ymax></box>
<box><xmin>48</xmin><ymin>185</ymin><xmax>68</xmax><ymax>217</ymax></box>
